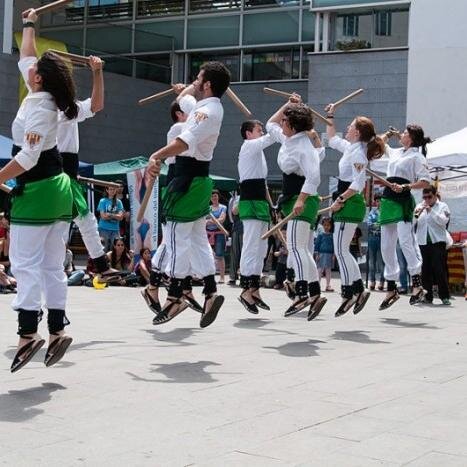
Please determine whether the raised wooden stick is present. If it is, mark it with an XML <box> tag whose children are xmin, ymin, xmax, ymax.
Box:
<box><xmin>365</xmin><ymin>168</ymin><xmax>393</xmax><ymax>189</ymax></box>
<box><xmin>225</xmin><ymin>88</ymin><xmax>252</xmax><ymax>117</ymax></box>
<box><xmin>262</xmin><ymin>206</ymin><xmax>333</xmax><ymax>240</ymax></box>
<box><xmin>136</xmin><ymin>177</ymin><xmax>156</xmax><ymax>223</ymax></box>
<box><xmin>77</xmin><ymin>176</ymin><xmax>121</xmax><ymax>188</ymax></box>
<box><xmin>48</xmin><ymin>49</ymin><xmax>105</xmax><ymax>67</ymax></box>
<box><xmin>28</xmin><ymin>0</ymin><xmax>73</xmax><ymax>16</ymax></box>
<box><xmin>0</xmin><ymin>184</ymin><xmax>12</xmax><ymax>194</ymax></box>
<box><xmin>319</xmin><ymin>194</ymin><xmax>332</xmax><ymax>202</ymax></box>
<box><xmin>138</xmin><ymin>88</ymin><xmax>175</xmax><ymax>106</ymax></box>
<box><xmin>263</xmin><ymin>87</ymin><xmax>333</xmax><ymax>126</ymax></box>
<box><xmin>209</xmin><ymin>214</ymin><xmax>229</xmax><ymax>236</ymax></box>
<box><xmin>332</xmin><ymin>88</ymin><xmax>364</xmax><ymax>108</ymax></box>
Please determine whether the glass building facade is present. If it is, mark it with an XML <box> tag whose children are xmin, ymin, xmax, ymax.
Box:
<box><xmin>38</xmin><ymin>0</ymin><xmax>409</xmax><ymax>83</ymax></box>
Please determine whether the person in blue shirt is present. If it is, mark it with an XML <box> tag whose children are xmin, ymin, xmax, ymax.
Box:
<box><xmin>315</xmin><ymin>217</ymin><xmax>335</xmax><ymax>292</ymax></box>
<box><xmin>367</xmin><ymin>195</ymin><xmax>385</xmax><ymax>290</ymax></box>
<box><xmin>206</xmin><ymin>190</ymin><xmax>227</xmax><ymax>283</ymax></box>
<box><xmin>97</xmin><ymin>186</ymin><xmax>124</xmax><ymax>252</ymax></box>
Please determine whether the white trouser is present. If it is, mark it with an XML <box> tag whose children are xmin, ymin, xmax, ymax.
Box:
<box><xmin>240</xmin><ymin>219</ymin><xmax>268</xmax><ymax>277</ymax></box>
<box><xmin>333</xmin><ymin>221</ymin><xmax>361</xmax><ymax>286</ymax></box>
<box><xmin>287</xmin><ymin>220</ymin><xmax>318</xmax><ymax>283</ymax></box>
<box><xmin>10</xmin><ymin>222</ymin><xmax>69</xmax><ymax>311</ymax></box>
<box><xmin>381</xmin><ymin>221</ymin><xmax>422</xmax><ymax>281</ymax></box>
<box><xmin>165</xmin><ymin>218</ymin><xmax>215</xmax><ymax>279</ymax></box>
<box><xmin>73</xmin><ymin>212</ymin><xmax>104</xmax><ymax>259</ymax></box>
<box><xmin>308</xmin><ymin>229</ymin><xmax>315</xmax><ymax>256</ymax></box>
<box><xmin>151</xmin><ymin>223</ymin><xmax>169</xmax><ymax>272</ymax></box>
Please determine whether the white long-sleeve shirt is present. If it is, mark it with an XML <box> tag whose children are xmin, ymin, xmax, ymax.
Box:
<box><xmin>371</xmin><ymin>145</ymin><xmax>431</xmax><ymax>183</ymax></box>
<box><xmin>12</xmin><ymin>57</ymin><xmax>58</xmax><ymax>171</ymax></box>
<box><xmin>328</xmin><ymin>135</ymin><xmax>368</xmax><ymax>192</ymax></box>
<box><xmin>238</xmin><ymin>134</ymin><xmax>274</xmax><ymax>182</ymax></box>
<box><xmin>266</xmin><ymin>122</ymin><xmax>320</xmax><ymax>195</ymax></box>
<box><xmin>177</xmin><ymin>96</ymin><xmax>223</xmax><ymax>162</ymax></box>
<box><xmin>415</xmin><ymin>200</ymin><xmax>450</xmax><ymax>245</ymax></box>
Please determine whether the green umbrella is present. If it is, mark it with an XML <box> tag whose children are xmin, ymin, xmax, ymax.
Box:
<box><xmin>94</xmin><ymin>156</ymin><xmax>238</xmax><ymax>192</ymax></box>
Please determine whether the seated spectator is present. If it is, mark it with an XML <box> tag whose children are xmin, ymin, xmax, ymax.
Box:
<box><xmin>349</xmin><ymin>226</ymin><xmax>362</xmax><ymax>260</ymax></box>
<box><xmin>106</xmin><ymin>238</ymin><xmax>138</xmax><ymax>286</ymax></box>
<box><xmin>135</xmin><ymin>247</ymin><xmax>152</xmax><ymax>286</ymax></box>
<box><xmin>0</xmin><ymin>264</ymin><xmax>16</xmax><ymax>293</ymax></box>
<box><xmin>64</xmin><ymin>246</ymin><xmax>85</xmax><ymax>286</ymax></box>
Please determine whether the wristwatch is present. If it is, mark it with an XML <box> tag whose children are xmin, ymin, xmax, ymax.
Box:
<box><xmin>338</xmin><ymin>195</ymin><xmax>345</xmax><ymax>203</ymax></box>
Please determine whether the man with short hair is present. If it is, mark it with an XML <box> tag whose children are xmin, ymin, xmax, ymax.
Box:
<box><xmin>415</xmin><ymin>185</ymin><xmax>451</xmax><ymax>305</ymax></box>
<box><xmin>147</xmin><ymin>61</ymin><xmax>231</xmax><ymax>328</ymax></box>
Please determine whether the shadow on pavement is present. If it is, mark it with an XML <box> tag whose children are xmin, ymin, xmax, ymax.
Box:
<box><xmin>263</xmin><ymin>339</ymin><xmax>327</xmax><ymax>357</ymax></box>
<box><xmin>380</xmin><ymin>318</ymin><xmax>440</xmax><ymax>330</ymax></box>
<box><xmin>126</xmin><ymin>360</ymin><xmax>222</xmax><ymax>384</ymax></box>
<box><xmin>0</xmin><ymin>382</ymin><xmax>66</xmax><ymax>423</ymax></box>
<box><xmin>234</xmin><ymin>319</ymin><xmax>298</xmax><ymax>336</ymax></box>
<box><xmin>144</xmin><ymin>327</ymin><xmax>201</xmax><ymax>346</ymax></box>
<box><xmin>330</xmin><ymin>330</ymin><xmax>390</xmax><ymax>344</ymax></box>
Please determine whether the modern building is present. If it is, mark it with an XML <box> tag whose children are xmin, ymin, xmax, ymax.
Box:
<box><xmin>1</xmin><ymin>0</ymin><xmax>464</xmax><ymax>189</ymax></box>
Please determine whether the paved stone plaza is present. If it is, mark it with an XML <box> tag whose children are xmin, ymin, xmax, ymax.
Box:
<box><xmin>1</xmin><ymin>281</ymin><xmax>466</xmax><ymax>466</ymax></box>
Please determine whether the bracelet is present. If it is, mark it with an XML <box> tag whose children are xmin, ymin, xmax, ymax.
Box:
<box><xmin>338</xmin><ymin>195</ymin><xmax>345</xmax><ymax>203</ymax></box>
<box><xmin>23</xmin><ymin>22</ymin><xmax>35</xmax><ymax>28</ymax></box>
<box><xmin>402</xmin><ymin>184</ymin><xmax>411</xmax><ymax>192</ymax></box>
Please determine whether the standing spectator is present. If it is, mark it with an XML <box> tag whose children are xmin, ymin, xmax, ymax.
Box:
<box><xmin>315</xmin><ymin>217</ymin><xmax>335</xmax><ymax>292</ymax></box>
<box><xmin>415</xmin><ymin>185</ymin><xmax>451</xmax><ymax>305</ymax></box>
<box><xmin>367</xmin><ymin>195</ymin><xmax>385</xmax><ymax>290</ymax></box>
<box><xmin>116</xmin><ymin>181</ymin><xmax>131</xmax><ymax>248</ymax></box>
<box><xmin>98</xmin><ymin>186</ymin><xmax>124</xmax><ymax>252</ymax></box>
<box><xmin>274</xmin><ymin>229</ymin><xmax>288</xmax><ymax>289</ymax></box>
<box><xmin>349</xmin><ymin>226</ymin><xmax>363</xmax><ymax>260</ymax></box>
<box><xmin>206</xmin><ymin>190</ymin><xmax>227</xmax><ymax>284</ymax></box>
<box><xmin>396</xmin><ymin>241</ymin><xmax>409</xmax><ymax>294</ymax></box>
<box><xmin>227</xmin><ymin>192</ymin><xmax>243</xmax><ymax>285</ymax></box>
<box><xmin>135</xmin><ymin>247</ymin><xmax>152</xmax><ymax>286</ymax></box>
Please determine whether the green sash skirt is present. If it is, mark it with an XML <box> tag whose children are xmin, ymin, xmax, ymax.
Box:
<box><xmin>379</xmin><ymin>196</ymin><xmax>415</xmax><ymax>225</ymax></box>
<box><xmin>281</xmin><ymin>195</ymin><xmax>319</xmax><ymax>226</ymax></box>
<box><xmin>162</xmin><ymin>176</ymin><xmax>213</xmax><ymax>223</ymax></box>
<box><xmin>239</xmin><ymin>199</ymin><xmax>270</xmax><ymax>222</ymax></box>
<box><xmin>71</xmin><ymin>178</ymin><xmax>89</xmax><ymax>219</ymax></box>
<box><xmin>333</xmin><ymin>193</ymin><xmax>366</xmax><ymax>223</ymax></box>
<box><xmin>11</xmin><ymin>173</ymin><xmax>73</xmax><ymax>226</ymax></box>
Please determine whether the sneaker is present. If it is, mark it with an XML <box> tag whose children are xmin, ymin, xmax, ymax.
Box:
<box><xmin>441</xmin><ymin>298</ymin><xmax>451</xmax><ymax>306</ymax></box>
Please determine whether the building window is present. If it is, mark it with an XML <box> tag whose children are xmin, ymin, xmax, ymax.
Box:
<box><xmin>189</xmin><ymin>52</ymin><xmax>240</xmax><ymax>82</ymax></box>
<box><xmin>189</xmin><ymin>0</ymin><xmax>241</xmax><ymax>13</ymax></box>
<box><xmin>342</xmin><ymin>15</ymin><xmax>359</xmax><ymax>37</ymax></box>
<box><xmin>135</xmin><ymin>54</ymin><xmax>172</xmax><ymax>83</ymax></box>
<box><xmin>375</xmin><ymin>11</ymin><xmax>392</xmax><ymax>36</ymax></box>
<box><xmin>137</xmin><ymin>0</ymin><xmax>185</xmax><ymax>17</ymax></box>
<box><xmin>242</xmin><ymin>49</ymin><xmax>299</xmax><ymax>81</ymax></box>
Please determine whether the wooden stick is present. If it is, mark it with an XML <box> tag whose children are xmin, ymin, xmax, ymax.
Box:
<box><xmin>332</xmin><ymin>88</ymin><xmax>364</xmax><ymax>108</ymax></box>
<box><xmin>263</xmin><ymin>87</ymin><xmax>333</xmax><ymax>126</ymax></box>
<box><xmin>225</xmin><ymin>88</ymin><xmax>252</xmax><ymax>117</ymax></box>
<box><xmin>136</xmin><ymin>177</ymin><xmax>156</xmax><ymax>223</ymax></box>
<box><xmin>30</xmin><ymin>0</ymin><xmax>73</xmax><ymax>16</ymax></box>
<box><xmin>275</xmin><ymin>229</ymin><xmax>286</xmax><ymax>246</ymax></box>
<box><xmin>48</xmin><ymin>49</ymin><xmax>105</xmax><ymax>67</ymax></box>
<box><xmin>365</xmin><ymin>168</ymin><xmax>393</xmax><ymax>189</ymax></box>
<box><xmin>319</xmin><ymin>194</ymin><xmax>332</xmax><ymax>202</ymax></box>
<box><xmin>77</xmin><ymin>176</ymin><xmax>121</xmax><ymax>188</ymax></box>
<box><xmin>209</xmin><ymin>214</ymin><xmax>229</xmax><ymax>236</ymax></box>
<box><xmin>261</xmin><ymin>206</ymin><xmax>333</xmax><ymax>240</ymax></box>
<box><xmin>138</xmin><ymin>88</ymin><xmax>175</xmax><ymax>106</ymax></box>
<box><xmin>0</xmin><ymin>184</ymin><xmax>12</xmax><ymax>194</ymax></box>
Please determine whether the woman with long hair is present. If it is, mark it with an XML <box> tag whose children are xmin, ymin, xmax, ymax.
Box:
<box><xmin>106</xmin><ymin>238</ymin><xmax>138</xmax><ymax>286</ymax></box>
<box><xmin>266</xmin><ymin>95</ymin><xmax>327</xmax><ymax>320</ymax></box>
<box><xmin>0</xmin><ymin>9</ymin><xmax>77</xmax><ymax>372</ymax></box>
<box><xmin>325</xmin><ymin>104</ymin><xmax>385</xmax><ymax>317</ymax></box>
<box><xmin>372</xmin><ymin>124</ymin><xmax>431</xmax><ymax>309</ymax></box>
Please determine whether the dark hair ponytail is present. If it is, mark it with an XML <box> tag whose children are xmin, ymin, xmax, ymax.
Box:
<box><xmin>37</xmin><ymin>51</ymin><xmax>78</xmax><ymax>120</ymax></box>
<box><xmin>406</xmin><ymin>124</ymin><xmax>432</xmax><ymax>156</ymax></box>
<box><xmin>355</xmin><ymin>116</ymin><xmax>385</xmax><ymax>160</ymax></box>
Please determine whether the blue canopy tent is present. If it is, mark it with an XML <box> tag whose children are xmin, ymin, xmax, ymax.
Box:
<box><xmin>0</xmin><ymin>134</ymin><xmax>94</xmax><ymax>176</ymax></box>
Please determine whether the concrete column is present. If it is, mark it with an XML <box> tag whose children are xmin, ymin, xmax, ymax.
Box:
<box><xmin>314</xmin><ymin>12</ymin><xmax>321</xmax><ymax>53</ymax></box>
<box><xmin>322</xmin><ymin>12</ymin><xmax>330</xmax><ymax>52</ymax></box>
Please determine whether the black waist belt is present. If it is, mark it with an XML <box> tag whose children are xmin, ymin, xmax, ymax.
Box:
<box><xmin>332</xmin><ymin>179</ymin><xmax>351</xmax><ymax>201</ymax></box>
<box><xmin>240</xmin><ymin>179</ymin><xmax>266</xmax><ymax>201</ymax></box>
<box><xmin>12</xmin><ymin>144</ymin><xmax>63</xmax><ymax>185</ymax></box>
<box><xmin>382</xmin><ymin>176</ymin><xmax>411</xmax><ymax>202</ymax></box>
<box><xmin>166</xmin><ymin>164</ymin><xmax>176</xmax><ymax>186</ymax></box>
<box><xmin>61</xmin><ymin>152</ymin><xmax>79</xmax><ymax>179</ymax></box>
<box><xmin>168</xmin><ymin>156</ymin><xmax>210</xmax><ymax>194</ymax></box>
<box><xmin>282</xmin><ymin>173</ymin><xmax>305</xmax><ymax>197</ymax></box>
